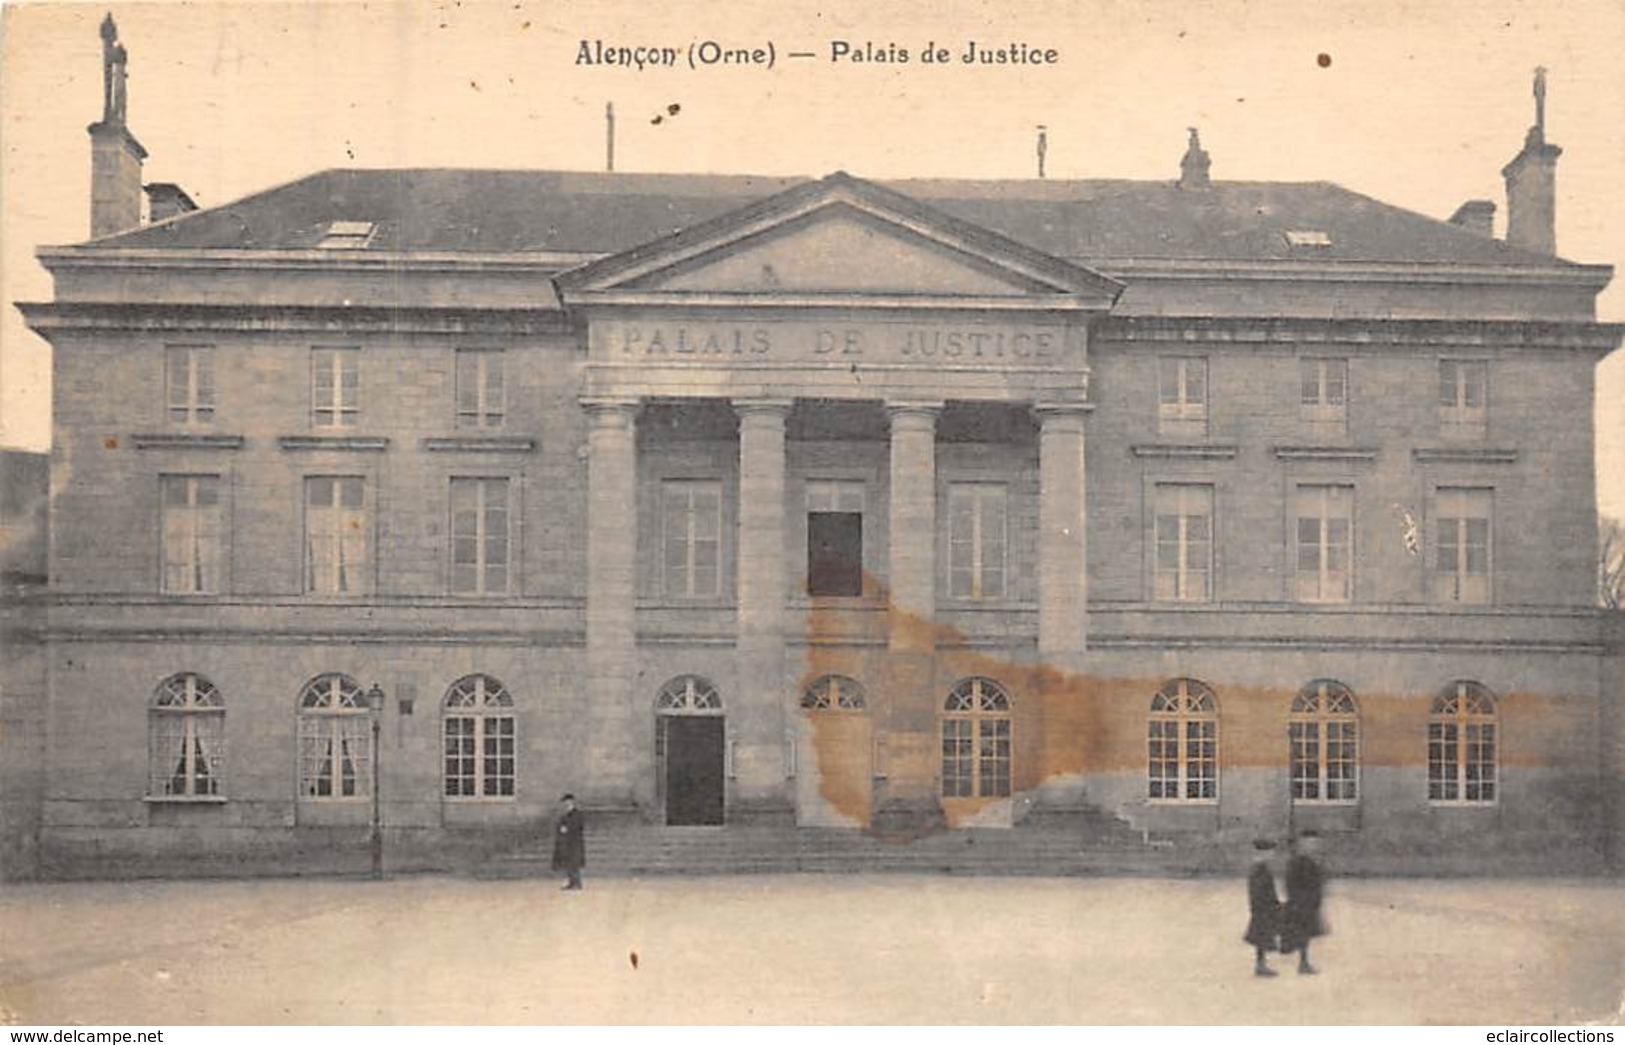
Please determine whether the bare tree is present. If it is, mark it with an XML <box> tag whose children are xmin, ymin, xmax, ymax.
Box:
<box><xmin>1601</xmin><ymin>516</ymin><xmax>1625</xmax><ymax>610</ymax></box>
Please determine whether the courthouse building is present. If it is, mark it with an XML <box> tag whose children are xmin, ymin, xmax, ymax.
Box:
<box><xmin>10</xmin><ymin>24</ymin><xmax>1623</xmax><ymax>876</ymax></box>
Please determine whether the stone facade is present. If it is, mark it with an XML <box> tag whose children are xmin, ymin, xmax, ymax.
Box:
<box><xmin>10</xmin><ymin>55</ymin><xmax>1624</xmax><ymax>877</ymax></box>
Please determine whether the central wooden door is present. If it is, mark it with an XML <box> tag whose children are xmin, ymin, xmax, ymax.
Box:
<box><xmin>663</xmin><ymin>715</ymin><xmax>726</xmax><ymax>826</ymax></box>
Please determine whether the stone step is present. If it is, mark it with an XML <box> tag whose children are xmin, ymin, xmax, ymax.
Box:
<box><xmin>479</xmin><ymin>816</ymin><xmax>1168</xmax><ymax>878</ymax></box>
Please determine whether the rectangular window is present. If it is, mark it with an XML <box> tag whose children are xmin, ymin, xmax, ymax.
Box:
<box><xmin>298</xmin><ymin>715</ymin><xmax>372</xmax><ymax>798</ymax></box>
<box><xmin>304</xmin><ymin>476</ymin><xmax>369</xmax><ymax>595</ymax></box>
<box><xmin>1427</xmin><ymin>721</ymin><xmax>1483</xmax><ymax>802</ymax></box>
<box><xmin>978</xmin><ymin>718</ymin><xmax>1012</xmax><ymax>797</ymax></box>
<box><xmin>444</xmin><ymin>715</ymin><xmax>516</xmax><ymax>798</ymax></box>
<box><xmin>1438</xmin><ymin>359</ymin><xmax>1488</xmax><ymax>436</ymax></box>
<box><xmin>1148</xmin><ymin>717</ymin><xmax>1217</xmax><ymax>800</ymax></box>
<box><xmin>947</xmin><ymin>482</ymin><xmax>1007</xmax><ymax>600</ymax></box>
<box><xmin>1154</xmin><ymin>484</ymin><xmax>1213</xmax><ymax>602</ymax></box>
<box><xmin>1294</xmin><ymin>484</ymin><xmax>1353</xmax><ymax>603</ymax></box>
<box><xmin>1158</xmin><ymin>356</ymin><xmax>1208</xmax><ymax>429</ymax></box>
<box><xmin>941</xmin><ymin>719</ymin><xmax>974</xmax><ymax>798</ymax></box>
<box><xmin>1463</xmin><ymin>721</ymin><xmax>1497</xmax><ymax>802</ymax></box>
<box><xmin>161</xmin><ymin>475</ymin><xmax>222</xmax><ymax>594</ymax></box>
<box><xmin>456</xmin><ymin>350</ymin><xmax>505</xmax><ymax>428</ymax></box>
<box><xmin>1147</xmin><ymin>719</ymin><xmax>1181</xmax><ymax>799</ymax></box>
<box><xmin>1299</xmin><ymin>358</ymin><xmax>1347</xmax><ymax>425</ymax></box>
<box><xmin>1435</xmin><ymin>487</ymin><xmax>1491</xmax><ymax>605</ymax></box>
<box><xmin>662</xmin><ymin>480</ymin><xmax>722</xmax><ymax>598</ymax></box>
<box><xmin>450</xmin><ymin>477</ymin><xmax>511</xmax><ymax>595</ymax></box>
<box><xmin>1291</xmin><ymin>719</ymin><xmax>1359</xmax><ymax>802</ymax></box>
<box><xmin>1325</xmin><ymin>720</ymin><xmax>1359</xmax><ymax>801</ymax></box>
<box><xmin>166</xmin><ymin>346</ymin><xmax>215</xmax><ymax>425</ymax></box>
<box><xmin>806</xmin><ymin>480</ymin><xmax>865</xmax><ymax>597</ymax></box>
<box><xmin>312</xmin><ymin>348</ymin><xmax>360</xmax><ymax>428</ymax></box>
<box><xmin>1184</xmin><ymin>719</ymin><xmax>1217</xmax><ymax>800</ymax></box>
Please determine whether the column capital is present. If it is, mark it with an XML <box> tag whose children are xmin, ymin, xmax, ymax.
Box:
<box><xmin>731</xmin><ymin>397</ymin><xmax>794</xmax><ymax>422</ymax></box>
<box><xmin>580</xmin><ymin>395</ymin><xmax>642</xmax><ymax>428</ymax></box>
<box><xmin>885</xmin><ymin>400</ymin><xmax>944</xmax><ymax>429</ymax></box>
<box><xmin>1032</xmin><ymin>399</ymin><xmax>1093</xmax><ymax>429</ymax></box>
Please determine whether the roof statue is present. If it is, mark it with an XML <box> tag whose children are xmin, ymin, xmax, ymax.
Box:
<box><xmin>1532</xmin><ymin>65</ymin><xmax>1547</xmax><ymax>140</ymax></box>
<box><xmin>99</xmin><ymin>13</ymin><xmax>128</xmax><ymax>127</ymax></box>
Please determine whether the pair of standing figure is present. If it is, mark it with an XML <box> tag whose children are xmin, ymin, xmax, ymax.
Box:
<box><xmin>1245</xmin><ymin>832</ymin><xmax>1326</xmax><ymax>977</ymax></box>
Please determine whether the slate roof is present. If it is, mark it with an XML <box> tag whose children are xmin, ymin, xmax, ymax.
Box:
<box><xmin>90</xmin><ymin>168</ymin><xmax>1572</xmax><ymax>267</ymax></box>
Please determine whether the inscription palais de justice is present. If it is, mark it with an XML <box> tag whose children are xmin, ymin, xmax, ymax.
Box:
<box><xmin>601</xmin><ymin>325</ymin><xmax>1063</xmax><ymax>361</ymax></box>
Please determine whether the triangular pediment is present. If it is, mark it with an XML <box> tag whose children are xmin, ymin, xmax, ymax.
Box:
<box><xmin>555</xmin><ymin>172</ymin><xmax>1123</xmax><ymax>308</ymax></box>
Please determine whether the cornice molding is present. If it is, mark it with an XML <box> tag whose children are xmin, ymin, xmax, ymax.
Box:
<box><xmin>564</xmin><ymin>291</ymin><xmax>1102</xmax><ymax>312</ymax></box>
<box><xmin>17</xmin><ymin>302</ymin><xmax>572</xmax><ymax>337</ymax></box>
<box><xmin>1101</xmin><ymin>315</ymin><xmax>1623</xmax><ymax>352</ymax></box>
<box><xmin>1089</xmin><ymin>634</ymin><xmax>1606</xmax><ymax>655</ymax></box>
<box><xmin>1094</xmin><ymin>257</ymin><xmax>1614</xmax><ymax>290</ymax></box>
<box><xmin>39</xmin><ymin>246</ymin><xmax>1608</xmax><ymax>292</ymax></box>
<box><xmin>36</xmin><ymin>246</ymin><xmax>595</xmax><ymax>273</ymax></box>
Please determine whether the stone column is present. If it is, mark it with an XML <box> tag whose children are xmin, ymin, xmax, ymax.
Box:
<box><xmin>1035</xmin><ymin>403</ymin><xmax>1090</xmax><ymax>660</ymax></box>
<box><xmin>878</xmin><ymin>401</ymin><xmax>943</xmax><ymax>827</ymax></box>
<box><xmin>886</xmin><ymin>402</ymin><xmax>942</xmax><ymax>651</ymax></box>
<box><xmin>582</xmin><ymin>397</ymin><xmax>640</xmax><ymax>810</ymax></box>
<box><xmin>732</xmin><ymin>398</ymin><xmax>792</xmax><ymax>817</ymax></box>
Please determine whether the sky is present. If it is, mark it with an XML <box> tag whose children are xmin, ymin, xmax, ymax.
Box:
<box><xmin>1</xmin><ymin>0</ymin><xmax>1621</xmax><ymax>514</ymax></box>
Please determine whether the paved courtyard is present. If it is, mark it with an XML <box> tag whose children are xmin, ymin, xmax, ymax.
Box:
<box><xmin>0</xmin><ymin>873</ymin><xmax>1620</xmax><ymax>1025</ymax></box>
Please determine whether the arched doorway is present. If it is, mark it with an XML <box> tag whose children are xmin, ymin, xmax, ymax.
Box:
<box><xmin>655</xmin><ymin>675</ymin><xmax>725</xmax><ymax>825</ymax></box>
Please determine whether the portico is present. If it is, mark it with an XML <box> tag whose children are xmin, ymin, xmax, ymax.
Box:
<box><xmin>557</xmin><ymin>173</ymin><xmax>1120</xmax><ymax>826</ymax></box>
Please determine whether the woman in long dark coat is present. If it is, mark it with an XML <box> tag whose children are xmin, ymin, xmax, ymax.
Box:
<box><xmin>1279</xmin><ymin>832</ymin><xmax>1327</xmax><ymax>974</ymax></box>
<box><xmin>552</xmin><ymin>793</ymin><xmax>586</xmax><ymax>890</ymax></box>
<box><xmin>1243</xmin><ymin>839</ymin><xmax>1281</xmax><ymax>976</ymax></box>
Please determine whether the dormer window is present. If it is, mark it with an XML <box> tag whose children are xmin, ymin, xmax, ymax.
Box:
<box><xmin>317</xmin><ymin>221</ymin><xmax>376</xmax><ymax>249</ymax></box>
<box><xmin>1284</xmin><ymin>229</ymin><xmax>1332</xmax><ymax>248</ymax></box>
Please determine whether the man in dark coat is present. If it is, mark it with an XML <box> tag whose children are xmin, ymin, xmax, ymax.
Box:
<box><xmin>1280</xmin><ymin>831</ymin><xmax>1327</xmax><ymax>974</ymax></box>
<box><xmin>1243</xmin><ymin>839</ymin><xmax>1282</xmax><ymax>976</ymax></box>
<box><xmin>552</xmin><ymin>793</ymin><xmax>586</xmax><ymax>890</ymax></box>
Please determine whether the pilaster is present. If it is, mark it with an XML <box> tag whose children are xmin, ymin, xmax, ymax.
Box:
<box><xmin>1035</xmin><ymin>402</ymin><xmax>1091</xmax><ymax>661</ymax></box>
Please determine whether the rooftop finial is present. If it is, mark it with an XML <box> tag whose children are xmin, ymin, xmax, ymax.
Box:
<box><xmin>99</xmin><ymin>12</ymin><xmax>128</xmax><ymax>127</ymax></box>
<box><xmin>1179</xmin><ymin>126</ymin><xmax>1211</xmax><ymax>190</ymax></box>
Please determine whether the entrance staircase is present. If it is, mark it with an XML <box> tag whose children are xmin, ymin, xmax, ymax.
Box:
<box><xmin>479</xmin><ymin>806</ymin><xmax>1180</xmax><ymax>878</ymax></box>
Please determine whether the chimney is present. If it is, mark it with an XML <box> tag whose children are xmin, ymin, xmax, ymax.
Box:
<box><xmin>1448</xmin><ymin>199</ymin><xmax>1496</xmax><ymax>238</ymax></box>
<box><xmin>87</xmin><ymin>14</ymin><xmax>147</xmax><ymax>238</ymax></box>
<box><xmin>1501</xmin><ymin>67</ymin><xmax>1561</xmax><ymax>255</ymax></box>
<box><xmin>1178</xmin><ymin>127</ymin><xmax>1211</xmax><ymax>190</ymax></box>
<box><xmin>145</xmin><ymin>183</ymin><xmax>198</xmax><ymax>223</ymax></box>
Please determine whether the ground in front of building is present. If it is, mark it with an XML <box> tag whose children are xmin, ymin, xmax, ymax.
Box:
<box><xmin>1</xmin><ymin>874</ymin><xmax>1620</xmax><ymax>1025</ymax></box>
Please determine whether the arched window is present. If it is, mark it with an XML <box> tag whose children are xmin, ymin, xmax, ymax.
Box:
<box><xmin>801</xmin><ymin>674</ymin><xmax>866</xmax><ymax>712</ymax></box>
<box><xmin>1429</xmin><ymin>680</ymin><xmax>1497</xmax><ymax>803</ymax></box>
<box><xmin>149</xmin><ymin>673</ymin><xmax>224</xmax><ymax>798</ymax></box>
<box><xmin>941</xmin><ymin>677</ymin><xmax>1011</xmax><ymax>798</ymax></box>
<box><xmin>1149</xmin><ymin>678</ymin><xmax>1218</xmax><ymax>801</ymax></box>
<box><xmin>1290</xmin><ymin>680</ymin><xmax>1359</xmax><ymax>802</ymax></box>
<box><xmin>297</xmin><ymin>673</ymin><xmax>370</xmax><ymax>799</ymax></box>
<box><xmin>444</xmin><ymin>674</ymin><xmax>516</xmax><ymax>799</ymax></box>
<box><xmin>655</xmin><ymin>675</ymin><xmax>723</xmax><ymax>713</ymax></box>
